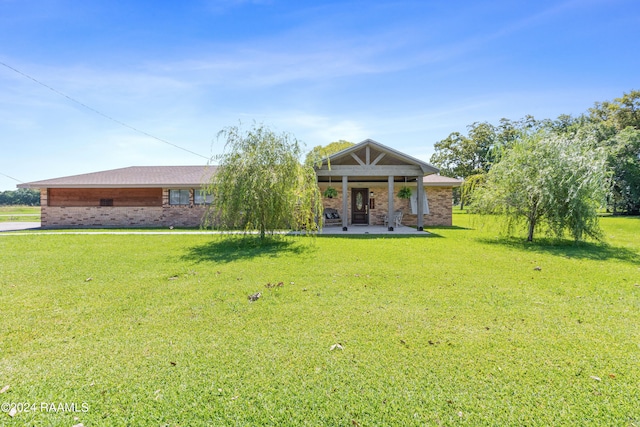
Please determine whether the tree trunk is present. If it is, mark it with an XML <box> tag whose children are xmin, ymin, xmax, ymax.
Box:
<box><xmin>527</xmin><ymin>203</ymin><xmax>538</xmax><ymax>242</ymax></box>
<box><xmin>527</xmin><ymin>197</ymin><xmax>538</xmax><ymax>242</ymax></box>
<box><xmin>527</xmin><ymin>219</ymin><xmax>535</xmax><ymax>242</ymax></box>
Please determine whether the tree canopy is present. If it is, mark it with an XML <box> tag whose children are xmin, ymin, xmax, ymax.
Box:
<box><xmin>588</xmin><ymin>90</ymin><xmax>640</xmax><ymax>214</ymax></box>
<box><xmin>0</xmin><ymin>189</ymin><xmax>40</xmax><ymax>205</ymax></box>
<box><xmin>472</xmin><ymin>131</ymin><xmax>608</xmax><ymax>242</ymax></box>
<box><xmin>204</xmin><ymin>123</ymin><xmax>322</xmax><ymax>240</ymax></box>
<box><xmin>305</xmin><ymin>140</ymin><xmax>354</xmax><ymax>166</ymax></box>
<box><xmin>433</xmin><ymin>89</ymin><xmax>640</xmax><ymax>216</ymax></box>
<box><xmin>430</xmin><ymin>117</ymin><xmax>545</xmax><ymax>208</ymax></box>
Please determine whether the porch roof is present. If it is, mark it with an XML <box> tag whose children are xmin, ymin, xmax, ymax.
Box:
<box><xmin>315</xmin><ymin>139</ymin><xmax>439</xmax><ymax>180</ymax></box>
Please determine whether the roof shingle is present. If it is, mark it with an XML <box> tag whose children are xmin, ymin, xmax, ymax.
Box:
<box><xmin>18</xmin><ymin>166</ymin><xmax>217</xmax><ymax>189</ymax></box>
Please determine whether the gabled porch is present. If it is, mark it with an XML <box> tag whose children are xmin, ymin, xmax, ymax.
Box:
<box><xmin>316</xmin><ymin>139</ymin><xmax>453</xmax><ymax>231</ymax></box>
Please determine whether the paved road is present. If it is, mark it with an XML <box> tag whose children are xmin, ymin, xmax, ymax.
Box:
<box><xmin>0</xmin><ymin>222</ymin><xmax>41</xmax><ymax>232</ymax></box>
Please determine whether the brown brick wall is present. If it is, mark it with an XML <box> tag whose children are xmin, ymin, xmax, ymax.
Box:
<box><xmin>41</xmin><ymin>188</ymin><xmax>207</xmax><ymax>228</ymax></box>
<box><xmin>48</xmin><ymin>188</ymin><xmax>162</xmax><ymax>207</ymax></box>
<box><xmin>40</xmin><ymin>206</ymin><xmax>208</xmax><ymax>228</ymax></box>
<box><xmin>39</xmin><ymin>184</ymin><xmax>454</xmax><ymax>229</ymax></box>
<box><xmin>319</xmin><ymin>183</ymin><xmax>453</xmax><ymax>227</ymax></box>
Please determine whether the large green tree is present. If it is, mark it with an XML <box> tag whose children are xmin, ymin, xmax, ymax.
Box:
<box><xmin>0</xmin><ymin>189</ymin><xmax>40</xmax><ymax>205</ymax></box>
<box><xmin>204</xmin><ymin>123</ymin><xmax>323</xmax><ymax>239</ymax></box>
<box><xmin>305</xmin><ymin>140</ymin><xmax>354</xmax><ymax>166</ymax></box>
<box><xmin>472</xmin><ymin>131</ymin><xmax>608</xmax><ymax>242</ymax></box>
<box><xmin>588</xmin><ymin>90</ymin><xmax>640</xmax><ymax>214</ymax></box>
<box><xmin>430</xmin><ymin>116</ymin><xmax>545</xmax><ymax>181</ymax></box>
<box><xmin>590</xmin><ymin>90</ymin><xmax>640</xmax><ymax>131</ymax></box>
<box><xmin>430</xmin><ymin>129</ymin><xmax>486</xmax><ymax>179</ymax></box>
<box><xmin>605</xmin><ymin>127</ymin><xmax>640</xmax><ymax>214</ymax></box>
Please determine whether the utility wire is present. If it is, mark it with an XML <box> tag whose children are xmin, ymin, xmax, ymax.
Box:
<box><xmin>0</xmin><ymin>60</ymin><xmax>210</xmax><ymax>160</ymax></box>
<box><xmin>0</xmin><ymin>171</ymin><xmax>24</xmax><ymax>183</ymax></box>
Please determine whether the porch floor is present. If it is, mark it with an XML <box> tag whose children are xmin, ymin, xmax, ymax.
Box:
<box><xmin>319</xmin><ymin>225</ymin><xmax>430</xmax><ymax>235</ymax></box>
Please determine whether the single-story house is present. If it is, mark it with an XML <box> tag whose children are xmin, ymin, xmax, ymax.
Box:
<box><xmin>18</xmin><ymin>166</ymin><xmax>218</xmax><ymax>228</ymax></box>
<box><xmin>18</xmin><ymin>139</ymin><xmax>462</xmax><ymax>229</ymax></box>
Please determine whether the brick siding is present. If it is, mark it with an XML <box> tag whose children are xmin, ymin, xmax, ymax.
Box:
<box><xmin>40</xmin><ymin>188</ymin><xmax>208</xmax><ymax>228</ymax></box>
<box><xmin>320</xmin><ymin>184</ymin><xmax>453</xmax><ymax>227</ymax></box>
<box><xmin>39</xmin><ymin>184</ymin><xmax>455</xmax><ymax>229</ymax></box>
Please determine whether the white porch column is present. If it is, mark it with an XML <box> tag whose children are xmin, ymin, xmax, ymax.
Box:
<box><xmin>417</xmin><ymin>175</ymin><xmax>424</xmax><ymax>230</ymax></box>
<box><xmin>342</xmin><ymin>175</ymin><xmax>348</xmax><ymax>231</ymax></box>
<box><xmin>388</xmin><ymin>175</ymin><xmax>394</xmax><ymax>231</ymax></box>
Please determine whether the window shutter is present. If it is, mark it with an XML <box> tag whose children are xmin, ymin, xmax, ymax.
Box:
<box><xmin>410</xmin><ymin>190</ymin><xmax>429</xmax><ymax>215</ymax></box>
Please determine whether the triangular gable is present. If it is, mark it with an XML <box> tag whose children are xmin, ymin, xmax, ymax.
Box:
<box><xmin>317</xmin><ymin>139</ymin><xmax>439</xmax><ymax>177</ymax></box>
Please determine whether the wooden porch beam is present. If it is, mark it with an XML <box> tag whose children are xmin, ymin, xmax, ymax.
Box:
<box><xmin>342</xmin><ymin>175</ymin><xmax>348</xmax><ymax>231</ymax></box>
<box><xmin>388</xmin><ymin>175</ymin><xmax>394</xmax><ymax>231</ymax></box>
<box><xmin>370</xmin><ymin>152</ymin><xmax>386</xmax><ymax>166</ymax></box>
<box><xmin>317</xmin><ymin>165</ymin><xmax>423</xmax><ymax>176</ymax></box>
<box><xmin>350</xmin><ymin>153</ymin><xmax>366</xmax><ymax>167</ymax></box>
<box><xmin>417</xmin><ymin>174</ymin><xmax>424</xmax><ymax>230</ymax></box>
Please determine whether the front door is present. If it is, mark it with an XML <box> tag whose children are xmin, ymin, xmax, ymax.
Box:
<box><xmin>351</xmin><ymin>188</ymin><xmax>369</xmax><ymax>224</ymax></box>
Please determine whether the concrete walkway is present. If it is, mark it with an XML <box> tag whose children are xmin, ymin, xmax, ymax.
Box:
<box><xmin>0</xmin><ymin>222</ymin><xmax>429</xmax><ymax>236</ymax></box>
<box><xmin>319</xmin><ymin>225</ymin><xmax>430</xmax><ymax>235</ymax></box>
<box><xmin>0</xmin><ymin>222</ymin><xmax>41</xmax><ymax>232</ymax></box>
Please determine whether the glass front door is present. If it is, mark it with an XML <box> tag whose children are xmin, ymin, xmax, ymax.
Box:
<box><xmin>351</xmin><ymin>188</ymin><xmax>369</xmax><ymax>224</ymax></box>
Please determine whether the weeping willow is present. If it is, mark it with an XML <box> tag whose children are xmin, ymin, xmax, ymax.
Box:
<box><xmin>472</xmin><ymin>131</ymin><xmax>608</xmax><ymax>242</ymax></box>
<box><xmin>203</xmin><ymin>123</ymin><xmax>323</xmax><ymax>240</ymax></box>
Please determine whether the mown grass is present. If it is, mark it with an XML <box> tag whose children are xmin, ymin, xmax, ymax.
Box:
<box><xmin>0</xmin><ymin>205</ymin><xmax>40</xmax><ymax>222</ymax></box>
<box><xmin>0</xmin><ymin>214</ymin><xmax>638</xmax><ymax>426</ymax></box>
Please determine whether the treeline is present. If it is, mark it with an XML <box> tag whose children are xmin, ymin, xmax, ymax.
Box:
<box><xmin>430</xmin><ymin>90</ymin><xmax>640</xmax><ymax>214</ymax></box>
<box><xmin>0</xmin><ymin>189</ymin><xmax>40</xmax><ymax>206</ymax></box>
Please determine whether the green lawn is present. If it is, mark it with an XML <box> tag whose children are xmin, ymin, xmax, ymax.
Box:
<box><xmin>0</xmin><ymin>215</ymin><xmax>638</xmax><ymax>426</ymax></box>
<box><xmin>0</xmin><ymin>205</ymin><xmax>40</xmax><ymax>222</ymax></box>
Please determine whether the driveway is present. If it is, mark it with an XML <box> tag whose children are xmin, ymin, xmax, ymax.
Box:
<box><xmin>0</xmin><ymin>222</ymin><xmax>41</xmax><ymax>232</ymax></box>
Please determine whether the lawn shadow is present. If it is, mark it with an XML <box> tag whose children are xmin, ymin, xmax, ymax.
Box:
<box><xmin>479</xmin><ymin>236</ymin><xmax>640</xmax><ymax>264</ymax></box>
<box><xmin>426</xmin><ymin>225</ymin><xmax>473</xmax><ymax>231</ymax></box>
<box><xmin>182</xmin><ymin>235</ymin><xmax>310</xmax><ymax>263</ymax></box>
<box><xmin>316</xmin><ymin>232</ymin><xmax>444</xmax><ymax>239</ymax></box>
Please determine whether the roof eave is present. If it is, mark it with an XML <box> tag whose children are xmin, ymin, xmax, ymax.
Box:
<box><xmin>17</xmin><ymin>183</ymin><xmax>208</xmax><ymax>189</ymax></box>
<box><xmin>423</xmin><ymin>182</ymin><xmax>463</xmax><ymax>188</ymax></box>
<box><xmin>323</xmin><ymin>138</ymin><xmax>440</xmax><ymax>175</ymax></box>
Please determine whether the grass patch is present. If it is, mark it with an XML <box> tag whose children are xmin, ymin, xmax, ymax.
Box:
<box><xmin>0</xmin><ymin>215</ymin><xmax>638</xmax><ymax>425</ymax></box>
<box><xmin>0</xmin><ymin>205</ymin><xmax>40</xmax><ymax>222</ymax></box>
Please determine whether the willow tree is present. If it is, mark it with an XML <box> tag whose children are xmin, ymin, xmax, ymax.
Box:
<box><xmin>472</xmin><ymin>131</ymin><xmax>608</xmax><ymax>242</ymax></box>
<box><xmin>204</xmin><ymin>123</ymin><xmax>323</xmax><ymax>239</ymax></box>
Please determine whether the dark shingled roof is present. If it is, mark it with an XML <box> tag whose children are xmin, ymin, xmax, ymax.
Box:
<box><xmin>422</xmin><ymin>174</ymin><xmax>463</xmax><ymax>187</ymax></box>
<box><xmin>17</xmin><ymin>164</ymin><xmax>461</xmax><ymax>189</ymax></box>
<box><xmin>18</xmin><ymin>166</ymin><xmax>217</xmax><ymax>189</ymax></box>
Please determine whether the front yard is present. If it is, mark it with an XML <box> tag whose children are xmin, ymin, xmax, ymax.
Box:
<box><xmin>0</xmin><ymin>214</ymin><xmax>638</xmax><ymax>425</ymax></box>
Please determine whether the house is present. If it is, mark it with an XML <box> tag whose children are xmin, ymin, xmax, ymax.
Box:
<box><xmin>17</xmin><ymin>166</ymin><xmax>217</xmax><ymax>228</ymax></box>
<box><xmin>18</xmin><ymin>139</ymin><xmax>462</xmax><ymax>229</ymax></box>
<box><xmin>316</xmin><ymin>139</ymin><xmax>461</xmax><ymax>230</ymax></box>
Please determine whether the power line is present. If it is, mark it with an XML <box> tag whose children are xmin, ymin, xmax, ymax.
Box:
<box><xmin>0</xmin><ymin>60</ymin><xmax>210</xmax><ymax>160</ymax></box>
<box><xmin>0</xmin><ymin>171</ymin><xmax>24</xmax><ymax>183</ymax></box>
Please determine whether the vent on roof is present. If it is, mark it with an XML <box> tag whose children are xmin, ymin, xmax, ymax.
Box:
<box><xmin>100</xmin><ymin>198</ymin><xmax>114</xmax><ymax>206</ymax></box>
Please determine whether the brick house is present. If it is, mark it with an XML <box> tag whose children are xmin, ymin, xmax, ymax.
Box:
<box><xmin>18</xmin><ymin>166</ymin><xmax>217</xmax><ymax>228</ymax></box>
<box><xmin>317</xmin><ymin>139</ymin><xmax>461</xmax><ymax>230</ymax></box>
<box><xmin>18</xmin><ymin>139</ymin><xmax>461</xmax><ymax>229</ymax></box>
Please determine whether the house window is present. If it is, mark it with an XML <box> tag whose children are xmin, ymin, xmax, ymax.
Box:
<box><xmin>410</xmin><ymin>190</ymin><xmax>430</xmax><ymax>215</ymax></box>
<box><xmin>100</xmin><ymin>198</ymin><xmax>114</xmax><ymax>206</ymax></box>
<box><xmin>169</xmin><ymin>189</ymin><xmax>190</xmax><ymax>205</ymax></box>
<box><xmin>194</xmin><ymin>189</ymin><xmax>213</xmax><ymax>205</ymax></box>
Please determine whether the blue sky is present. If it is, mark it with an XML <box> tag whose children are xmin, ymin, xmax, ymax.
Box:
<box><xmin>1</xmin><ymin>0</ymin><xmax>639</xmax><ymax>190</ymax></box>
